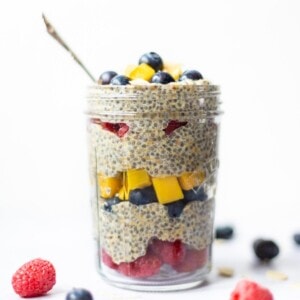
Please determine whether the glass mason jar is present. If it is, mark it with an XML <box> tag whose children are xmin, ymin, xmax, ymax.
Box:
<box><xmin>86</xmin><ymin>81</ymin><xmax>221</xmax><ymax>291</ymax></box>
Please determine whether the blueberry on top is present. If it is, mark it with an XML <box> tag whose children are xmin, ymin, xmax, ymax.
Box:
<box><xmin>129</xmin><ymin>186</ymin><xmax>158</xmax><ymax>205</ymax></box>
<box><xmin>138</xmin><ymin>52</ymin><xmax>163</xmax><ymax>72</ymax></box>
<box><xmin>253</xmin><ymin>239</ymin><xmax>280</xmax><ymax>261</ymax></box>
<box><xmin>66</xmin><ymin>288</ymin><xmax>93</xmax><ymax>300</ymax></box>
<box><xmin>110</xmin><ymin>75</ymin><xmax>130</xmax><ymax>85</ymax></box>
<box><xmin>166</xmin><ymin>201</ymin><xmax>186</xmax><ymax>218</ymax></box>
<box><xmin>179</xmin><ymin>70</ymin><xmax>203</xmax><ymax>81</ymax></box>
<box><xmin>151</xmin><ymin>71</ymin><xmax>175</xmax><ymax>84</ymax></box>
<box><xmin>98</xmin><ymin>71</ymin><xmax>117</xmax><ymax>85</ymax></box>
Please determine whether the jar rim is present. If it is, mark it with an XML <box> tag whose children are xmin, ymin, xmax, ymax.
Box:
<box><xmin>86</xmin><ymin>81</ymin><xmax>221</xmax><ymax>117</ymax></box>
<box><xmin>87</xmin><ymin>81</ymin><xmax>220</xmax><ymax>94</ymax></box>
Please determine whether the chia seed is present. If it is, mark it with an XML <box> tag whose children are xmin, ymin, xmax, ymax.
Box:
<box><xmin>87</xmin><ymin>80</ymin><xmax>221</xmax><ymax>265</ymax></box>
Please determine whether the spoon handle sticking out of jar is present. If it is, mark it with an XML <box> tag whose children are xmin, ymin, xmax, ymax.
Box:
<box><xmin>42</xmin><ymin>14</ymin><xmax>96</xmax><ymax>83</ymax></box>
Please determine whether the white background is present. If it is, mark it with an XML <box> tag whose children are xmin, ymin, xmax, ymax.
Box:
<box><xmin>1</xmin><ymin>0</ymin><xmax>300</xmax><ymax>299</ymax></box>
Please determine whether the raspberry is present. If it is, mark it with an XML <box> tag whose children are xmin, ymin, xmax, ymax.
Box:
<box><xmin>12</xmin><ymin>258</ymin><xmax>56</xmax><ymax>297</ymax></box>
<box><xmin>90</xmin><ymin>119</ymin><xmax>129</xmax><ymax>137</ymax></box>
<box><xmin>102</xmin><ymin>122</ymin><xmax>129</xmax><ymax>137</ymax></box>
<box><xmin>101</xmin><ymin>248</ymin><xmax>118</xmax><ymax>270</ymax></box>
<box><xmin>118</xmin><ymin>252</ymin><xmax>162</xmax><ymax>278</ymax></box>
<box><xmin>174</xmin><ymin>247</ymin><xmax>208</xmax><ymax>273</ymax></box>
<box><xmin>230</xmin><ymin>280</ymin><xmax>273</xmax><ymax>300</ymax></box>
<box><xmin>150</xmin><ymin>239</ymin><xmax>186</xmax><ymax>266</ymax></box>
<box><xmin>163</xmin><ymin>120</ymin><xmax>188</xmax><ymax>135</ymax></box>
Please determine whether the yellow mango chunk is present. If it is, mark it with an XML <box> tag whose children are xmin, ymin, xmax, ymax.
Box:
<box><xmin>124</xmin><ymin>64</ymin><xmax>137</xmax><ymax>78</ymax></box>
<box><xmin>127</xmin><ymin>169</ymin><xmax>152</xmax><ymax>191</ymax></box>
<box><xmin>116</xmin><ymin>169</ymin><xmax>151</xmax><ymax>200</ymax></box>
<box><xmin>117</xmin><ymin>186</ymin><xmax>129</xmax><ymax>201</ymax></box>
<box><xmin>98</xmin><ymin>173</ymin><xmax>122</xmax><ymax>199</ymax></box>
<box><xmin>163</xmin><ymin>62</ymin><xmax>182</xmax><ymax>80</ymax></box>
<box><xmin>152</xmin><ymin>176</ymin><xmax>184</xmax><ymax>204</ymax></box>
<box><xmin>127</xmin><ymin>63</ymin><xmax>155</xmax><ymax>81</ymax></box>
<box><xmin>178</xmin><ymin>171</ymin><xmax>206</xmax><ymax>190</ymax></box>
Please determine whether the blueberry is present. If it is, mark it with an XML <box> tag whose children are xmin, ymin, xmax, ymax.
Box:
<box><xmin>253</xmin><ymin>239</ymin><xmax>280</xmax><ymax>261</ymax></box>
<box><xmin>138</xmin><ymin>52</ymin><xmax>163</xmax><ymax>72</ymax></box>
<box><xmin>215</xmin><ymin>226</ymin><xmax>234</xmax><ymax>239</ymax></box>
<box><xmin>103</xmin><ymin>197</ymin><xmax>120</xmax><ymax>212</ymax></box>
<box><xmin>183</xmin><ymin>186</ymin><xmax>207</xmax><ymax>202</ymax></box>
<box><xmin>293</xmin><ymin>233</ymin><xmax>300</xmax><ymax>245</ymax></box>
<box><xmin>166</xmin><ymin>201</ymin><xmax>186</xmax><ymax>218</ymax></box>
<box><xmin>129</xmin><ymin>186</ymin><xmax>158</xmax><ymax>205</ymax></box>
<box><xmin>151</xmin><ymin>71</ymin><xmax>175</xmax><ymax>84</ymax></box>
<box><xmin>66</xmin><ymin>288</ymin><xmax>93</xmax><ymax>300</ymax></box>
<box><xmin>179</xmin><ymin>70</ymin><xmax>203</xmax><ymax>81</ymax></box>
<box><xmin>98</xmin><ymin>71</ymin><xmax>117</xmax><ymax>85</ymax></box>
<box><xmin>110</xmin><ymin>75</ymin><xmax>130</xmax><ymax>85</ymax></box>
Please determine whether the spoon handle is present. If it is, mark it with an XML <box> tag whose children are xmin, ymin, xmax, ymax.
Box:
<box><xmin>42</xmin><ymin>14</ymin><xmax>96</xmax><ymax>83</ymax></box>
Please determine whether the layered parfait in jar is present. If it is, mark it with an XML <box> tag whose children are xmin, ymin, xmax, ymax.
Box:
<box><xmin>87</xmin><ymin>52</ymin><xmax>221</xmax><ymax>290</ymax></box>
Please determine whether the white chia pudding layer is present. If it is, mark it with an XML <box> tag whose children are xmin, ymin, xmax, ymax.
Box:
<box><xmin>87</xmin><ymin>80</ymin><xmax>219</xmax><ymax>116</ymax></box>
<box><xmin>88</xmin><ymin>117</ymin><xmax>219</xmax><ymax>179</ymax></box>
<box><xmin>99</xmin><ymin>199</ymin><xmax>214</xmax><ymax>264</ymax></box>
<box><xmin>87</xmin><ymin>80</ymin><xmax>221</xmax><ymax>181</ymax></box>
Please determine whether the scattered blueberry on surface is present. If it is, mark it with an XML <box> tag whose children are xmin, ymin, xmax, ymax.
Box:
<box><xmin>104</xmin><ymin>197</ymin><xmax>121</xmax><ymax>212</ymax></box>
<box><xmin>253</xmin><ymin>239</ymin><xmax>280</xmax><ymax>261</ymax></box>
<box><xmin>215</xmin><ymin>226</ymin><xmax>234</xmax><ymax>239</ymax></box>
<box><xmin>129</xmin><ymin>186</ymin><xmax>158</xmax><ymax>205</ymax></box>
<box><xmin>110</xmin><ymin>75</ymin><xmax>130</xmax><ymax>85</ymax></box>
<box><xmin>183</xmin><ymin>186</ymin><xmax>207</xmax><ymax>202</ymax></box>
<box><xmin>179</xmin><ymin>70</ymin><xmax>203</xmax><ymax>81</ymax></box>
<box><xmin>166</xmin><ymin>200</ymin><xmax>186</xmax><ymax>218</ymax></box>
<box><xmin>66</xmin><ymin>288</ymin><xmax>93</xmax><ymax>300</ymax></box>
<box><xmin>138</xmin><ymin>52</ymin><xmax>163</xmax><ymax>72</ymax></box>
<box><xmin>293</xmin><ymin>233</ymin><xmax>300</xmax><ymax>245</ymax></box>
<box><xmin>151</xmin><ymin>71</ymin><xmax>175</xmax><ymax>84</ymax></box>
<box><xmin>98</xmin><ymin>71</ymin><xmax>117</xmax><ymax>85</ymax></box>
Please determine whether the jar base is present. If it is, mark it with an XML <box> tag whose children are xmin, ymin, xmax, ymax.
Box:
<box><xmin>108</xmin><ymin>279</ymin><xmax>206</xmax><ymax>292</ymax></box>
<box><xmin>97</xmin><ymin>265</ymin><xmax>210</xmax><ymax>292</ymax></box>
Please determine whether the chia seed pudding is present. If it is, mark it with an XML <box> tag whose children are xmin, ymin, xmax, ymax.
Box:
<box><xmin>86</xmin><ymin>56</ymin><xmax>221</xmax><ymax>290</ymax></box>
